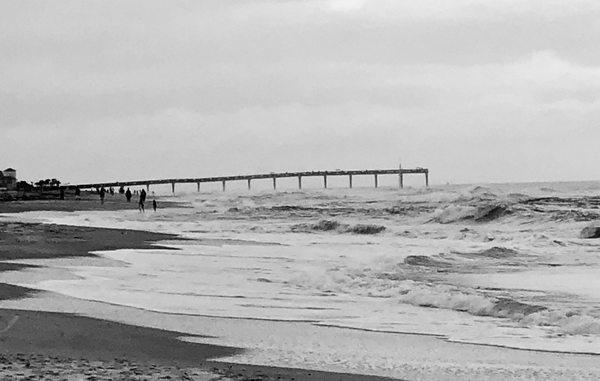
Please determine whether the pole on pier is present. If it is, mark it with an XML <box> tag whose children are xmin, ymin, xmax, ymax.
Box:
<box><xmin>298</xmin><ymin>176</ymin><xmax>302</xmax><ymax>190</ymax></box>
<box><xmin>197</xmin><ymin>182</ymin><xmax>200</xmax><ymax>192</ymax></box>
<box><xmin>222</xmin><ymin>180</ymin><xmax>226</xmax><ymax>192</ymax></box>
<box><xmin>425</xmin><ymin>171</ymin><xmax>429</xmax><ymax>187</ymax></box>
<box><xmin>171</xmin><ymin>182</ymin><xmax>175</xmax><ymax>194</ymax></box>
<box><xmin>374</xmin><ymin>174</ymin><xmax>378</xmax><ymax>188</ymax></box>
<box><xmin>324</xmin><ymin>175</ymin><xmax>328</xmax><ymax>189</ymax></box>
<box><xmin>399</xmin><ymin>163</ymin><xmax>403</xmax><ymax>189</ymax></box>
<box><xmin>349</xmin><ymin>174</ymin><xmax>353</xmax><ymax>189</ymax></box>
<box><xmin>247</xmin><ymin>179</ymin><xmax>251</xmax><ymax>190</ymax></box>
<box><xmin>273</xmin><ymin>177</ymin><xmax>277</xmax><ymax>190</ymax></box>
<box><xmin>146</xmin><ymin>184</ymin><xmax>150</xmax><ymax>192</ymax></box>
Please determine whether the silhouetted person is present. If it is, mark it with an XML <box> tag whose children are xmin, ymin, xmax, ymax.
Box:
<box><xmin>100</xmin><ymin>187</ymin><xmax>106</xmax><ymax>205</ymax></box>
<box><xmin>119</xmin><ymin>186</ymin><xmax>125</xmax><ymax>194</ymax></box>
<box><xmin>139</xmin><ymin>189</ymin><xmax>147</xmax><ymax>212</ymax></box>
<box><xmin>152</xmin><ymin>199</ymin><xmax>157</xmax><ymax>212</ymax></box>
<box><xmin>109</xmin><ymin>187</ymin><xmax>115</xmax><ymax>196</ymax></box>
<box><xmin>125</xmin><ymin>188</ymin><xmax>132</xmax><ymax>202</ymax></box>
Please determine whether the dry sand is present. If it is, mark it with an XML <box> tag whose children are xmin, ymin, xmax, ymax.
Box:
<box><xmin>0</xmin><ymin>198</ymin><xmax>399</xmax><ymax>380</ymax></box>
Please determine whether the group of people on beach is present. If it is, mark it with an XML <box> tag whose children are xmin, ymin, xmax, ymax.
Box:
<box><xmin>97</xmin><ymin>186</ymin><xmax>157</xmax><ymax>212</ymax></box>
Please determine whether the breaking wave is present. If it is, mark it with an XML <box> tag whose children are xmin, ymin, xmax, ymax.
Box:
<box><xmin>432</xmin><ymin>203</ymin><xmax>510</xmax><ymax>224</ymax></box>
<box><xmin>290</xmin><ymin>219</ymin><xmax>386</xmax><ymax>234</ymax></box>
<box><xmin>289</xmin><ymin>258</ymin><xmax>600</xmax><ymax>336</ymax></box>
<box><xmin>521</xmin><ymin>310</ymin><xmax>600</xmax><ymax>335</ymax></box>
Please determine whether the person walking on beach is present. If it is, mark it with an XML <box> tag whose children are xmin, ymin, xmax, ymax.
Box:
<box><xmin>125</xmin><ymin>188</ymin><xmax>132</xmax><ymax>202</ymax></box>
<box><xmin>139</xmin><ymin>188</ymin><xmax>147</xmax><ymax>212</ymax></box>
<box><xmin>152</xmin><ymin>199</ymin><xmax>157</xmax><ymax>212</ymax></box>
<box><xmin>100</xmin><ymin>187</ymin><xmax>106</xmax><ymax>205</ymax></box>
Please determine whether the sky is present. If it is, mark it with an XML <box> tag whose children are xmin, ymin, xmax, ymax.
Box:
<box><xmin>2</xmin><ymin>0</ymin><xmax>600</xmax><ymax>185</ymax></box>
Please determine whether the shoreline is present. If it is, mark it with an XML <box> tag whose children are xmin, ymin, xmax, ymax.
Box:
<box><xmin>6</xmin><ymin>291</ymin><xmax>600</xmax><ymax>380</ymax></box>
<box><xmin>9</xmin><ymin>286</ymin><xmax>600</xmax><ymax>359</ymax></box>
<box><xmin>0</xmin><ymin>198</ymin><xmax>402</xmax><ymax>380</ymax></box>
<box><xmin>0</xmin><ymin>306</ymin><xmax>400</xmax><ymax>380</ymax></box>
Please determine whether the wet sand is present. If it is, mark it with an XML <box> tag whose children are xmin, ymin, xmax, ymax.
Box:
<box><xmin>0</xmin><ymin>221</ymin><xmax>182</xmax><ymax>261</ymax></box>
<box><xmin>0</xmin><ymin>306</ymin><xmax>398</xmax><ymax>380</ymax></box>
<box><xmin>0</xmin><ymin>198</ymin><xmax>399</xmax><ymax>380</ymax></box>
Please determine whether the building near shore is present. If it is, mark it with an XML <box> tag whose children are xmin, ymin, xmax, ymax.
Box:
<box><xmin>0</xmin><ymin>168</ymin><xmax>17</xmax><ymax>190</ymax></box>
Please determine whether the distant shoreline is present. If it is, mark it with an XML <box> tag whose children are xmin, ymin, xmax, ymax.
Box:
<box><xmin>0</xmin><ymin>193</ymin><xmax>187</xmax><ymax>214</ymax></box>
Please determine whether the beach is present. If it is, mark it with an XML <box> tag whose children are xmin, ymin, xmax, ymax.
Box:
<box><xmin>1</xmin><ymin>186</ymin><xmax>600</xmax><ymax>379</ymax></box>
<box><xmin>0</xmin><ymin>196</ymin><xmax>397</xmax><ymax>380</ymax></box>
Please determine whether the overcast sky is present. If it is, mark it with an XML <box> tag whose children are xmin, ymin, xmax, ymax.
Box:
<box><xmin>2</xmin><ymin>0</ymin><xmax>600</xmax><ymax>185</ymax></box>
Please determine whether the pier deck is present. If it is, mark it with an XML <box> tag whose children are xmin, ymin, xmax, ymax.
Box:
<box><xmin>71</xmin><ymin>167</ymin><xmax>429</xmax><ymax>192</ymax></box>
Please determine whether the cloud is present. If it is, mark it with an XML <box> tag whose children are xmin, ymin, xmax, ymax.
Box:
<box><xmin>327</xmin><ymin>0</ymin><xmax>367</xmax><ymax>12</ymax></box>
<box><xmin>2</xmin><ymin>1</ymin><xmax>600</xmax><ymax>184</ymax></box>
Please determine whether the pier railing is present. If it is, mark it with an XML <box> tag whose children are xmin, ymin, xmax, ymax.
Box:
<box><xmin>71</xmin><ymin>167</ymin><xmax>429</xmax><ymax>192</ymax></box>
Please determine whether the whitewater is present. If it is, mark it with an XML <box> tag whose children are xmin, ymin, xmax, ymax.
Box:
<box><xmin>2</xmin><ymin>181</ymin><xmax>600</xmax><ymax>379</ymax></box>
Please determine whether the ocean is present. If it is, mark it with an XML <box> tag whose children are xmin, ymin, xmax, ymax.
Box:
<box><xmin>2</xmin><ymin>181</ymin><xmax>600</xmax><ymax>378</ymax></box>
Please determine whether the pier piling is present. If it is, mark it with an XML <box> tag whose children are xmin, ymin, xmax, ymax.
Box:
<box><xmin>398</xmin><ymin>163</ymin><xmax>403</xmax><ymax>189</ymax></box>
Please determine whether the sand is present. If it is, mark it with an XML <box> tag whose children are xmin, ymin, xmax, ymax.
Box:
<box><xmin>0</xmin><ymin>309</ymin><xmax>238</xmax><ymax>380</ymax></box>
<box><xmin>0</xmin><ymin>193</ymin><xmax>185</xmax><ymax>214</ymax></box>
<box><xmin>0</xmin><ymin>198</ymin><xmax>399</xmax><ymax>380</ymax></box>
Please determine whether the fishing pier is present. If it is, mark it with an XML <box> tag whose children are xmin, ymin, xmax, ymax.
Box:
<box><xmin>72</xmin><ymin>167</ymin><xmax>429</xmax><ymax>193</ymax></box>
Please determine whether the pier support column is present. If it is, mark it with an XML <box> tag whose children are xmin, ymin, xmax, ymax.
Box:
<box><xmin>399</xmin><ymin>164</ymin><xmax>403</xmax><ymax>189</ymax></box>
<box><xmin>298</xmin><ymin>176</ymin><xmax>302</xmax><ymax>190</ymax></box>
<box><xmin>171</xmin><ymin>182</ymin><xmax>175</xmax><ymax>193</ymax></box>
<box><xmin>247</xmin><ymin>179</ymin><xmax>251</xmax><ymax>190</ymax></box>
<box><xmin>222</xmin><ymin>181</ymin><xmax>226</xmax><ymax>192</ymax></box>
<box><xmin>374</xmin><ymin>174</ymin><xmax>378</xmax><ymax>188</ymax></box>
<box><xmin>349</xmin><ymin>174</ymin><xmax>353</xmax><ymax>189</ymax></box>
<box><xmin>197</xmin><ymin>182</ymin><xmax>200</xmax><ymax>192</ymax></box>
<box><xmin>273</xmin><ymin>177</ymin><xmax>277</xmax><ymax>190</ymax></box>
<box><xmin>324</xmin><ymin>175</ymin><xmax>328</xmax><ymax>189</ymax></box>
<box><xmin>146</xmin><ymin>184</ymin><xmax>150</xmax><ymax>192</ymax></box>
<box><xmin>425</xmin><ymin>172</ymin><xmax>429</xmax><ymax>187</ymax></box>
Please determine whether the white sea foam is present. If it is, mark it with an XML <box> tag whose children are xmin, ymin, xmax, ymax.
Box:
<box><xmin>2</xmin><ymin>182</ymin><xmax>600</xmax><ymax>356</ymax></box>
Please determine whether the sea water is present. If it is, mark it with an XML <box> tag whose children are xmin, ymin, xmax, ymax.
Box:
<box><xmin>2</xmin><ymin>182</ymin><xmax>600</xmax><ymax>377</ymax></box>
